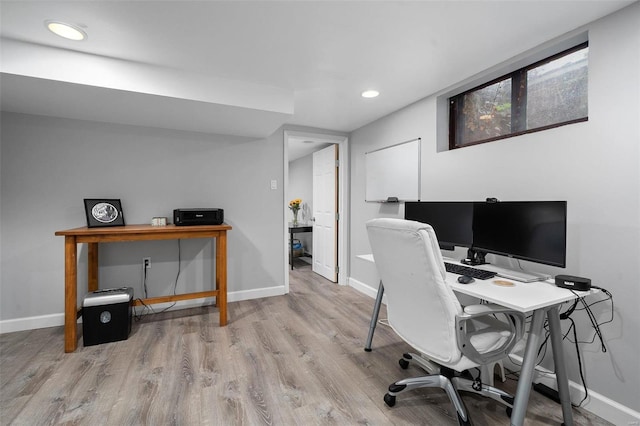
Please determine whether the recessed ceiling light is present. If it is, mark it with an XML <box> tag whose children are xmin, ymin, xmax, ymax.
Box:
<box><xmin>45</xmin><ymin>20</ymin><xmax>87</xmax><ymax>41</ymax></box>
<box><xmin>361</xmin><ymin>90</ymin><xmax>380</xmax><ymax>98</ymax></box>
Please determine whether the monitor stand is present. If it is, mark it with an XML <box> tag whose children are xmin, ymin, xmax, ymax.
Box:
<box><xmin>481</xmin><ymin>264</ymin><xmax>551</xmax><ymax>283</ymax></box>
<box><xmin>461</xmin><ymin>249</ymin><xmax>486</xmax><ymax>266</ymax></box>
<box><xmin>460</xmin><ymin>249</ymin><xmax>551</xmax><ymax>282</ymax></box>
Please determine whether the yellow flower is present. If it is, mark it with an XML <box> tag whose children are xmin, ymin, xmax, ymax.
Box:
<box><xmin>289</xmin><ymin>198</ymin><xmax>302</xmax><ymax>210</ymax></box>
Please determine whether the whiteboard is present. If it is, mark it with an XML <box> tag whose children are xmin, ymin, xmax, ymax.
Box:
<box><xmin>365</xmin><ymin>138</ymin><xmax>420</xmax><ymax>202</ymax></box>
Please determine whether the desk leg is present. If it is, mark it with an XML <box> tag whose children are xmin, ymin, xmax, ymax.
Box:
<box><xmin>64</xmin><ymin>237</ymin><xmax>78</xmax><ymax>353</ymax></box>
<box><xmin>548</xmin><ymin>306</ymin><xmax>574</xmax><ymax>426</ymax></box>
<box><xmin>511</xmin><ymin>308</ymin><xmax>546</xmax><ymax>426</ymax></box>
<box><xmin>88</xmin><ymin>242</ymin><xmax>99</xmax><ymax>292</ymax></box>
<box><xmin>364</xmin><ymin>281</ymin><xmax>384</xmax><ymax>352</ymax></box>
<box><xmin>216</xmin><ymin>233</ymin><xmax>228</xmax><ymax>326</ymax></box>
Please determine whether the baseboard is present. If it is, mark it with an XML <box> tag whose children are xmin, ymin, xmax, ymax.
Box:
<box><xmin>0</xmin><ymin>285</ymin><xmax>287</xmax><ymax>335</ymax></box>
<box><xmin>0</xmin><ymin>313</ymin><xmax>65</xmax><ymax>334</ymax></box>
<box><xmin>506</xmin><ymin>355</ymin><xmax>640</xmax><ymax>425</ymax></box>
<box><xmin>348</xmin><ymin>277</ymin><xmax>384</xmax><ymax>301</ymax></box>
<box><xmin>228</xmin><ymin>285</ymin><xmax>286</xmax><ymax>303</ymax></box>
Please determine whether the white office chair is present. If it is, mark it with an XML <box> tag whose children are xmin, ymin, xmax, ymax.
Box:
<box><xmin>366</xmin><ymin>218</ymin><xmax>525</xmax><ymax>425</ymax></box>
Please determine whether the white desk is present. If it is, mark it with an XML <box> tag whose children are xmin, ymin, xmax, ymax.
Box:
<box><xmin>358</xmin><ymin>253</ymin><xmax>594</xmax><ymax>426</ymax></box>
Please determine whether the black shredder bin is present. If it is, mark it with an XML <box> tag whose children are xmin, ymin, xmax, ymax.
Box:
<box><xmin>82</xmin><ymin>287</ymin><xmax>134</xmax><ymax>346</ymax></box>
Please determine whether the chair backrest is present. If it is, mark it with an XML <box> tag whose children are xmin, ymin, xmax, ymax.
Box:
<box><xmin>366</xmin><ymin>218</ymin><xmax>464</xmax><ymax>364</ymax></box>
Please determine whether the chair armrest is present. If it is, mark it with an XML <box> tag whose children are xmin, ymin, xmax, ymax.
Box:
<box><xmin>455</xmin><ymin>304</ymin><xmax>525</xmax><ymax>365</ymax></box>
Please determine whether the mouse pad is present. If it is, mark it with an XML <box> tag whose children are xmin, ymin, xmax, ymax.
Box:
<box><xmin>493</xmin><ymin>279</ymin><xmax>515</xmax><ymax>287</ymax></box>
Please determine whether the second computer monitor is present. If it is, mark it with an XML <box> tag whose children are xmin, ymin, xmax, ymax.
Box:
<box><xmin>472</xmin><ymin>201</ymin><xmax>567</xmax><ymax>268</ymax></box>
<box><xmin>404</xmin><ymin>201</ymin><xmax>474</xmax><ymax>250</ymax></box>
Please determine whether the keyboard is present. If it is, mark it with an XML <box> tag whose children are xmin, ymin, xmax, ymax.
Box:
<box><xmin>444</xmin><ymin>262</ymin><xmax>497</xmax><ymax>280</ymax></box>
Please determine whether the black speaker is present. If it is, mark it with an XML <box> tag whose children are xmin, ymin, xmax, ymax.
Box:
<box><xmin>555</xmin><ymin>275</ymin><xmax>591</xmax><ymax>291</ymax></box>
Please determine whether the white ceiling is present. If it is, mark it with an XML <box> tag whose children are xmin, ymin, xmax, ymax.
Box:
<box><xmin>0</xmin><ymin>1</ymin><xmax>634</xmax><ymax>138</ymax></box>
<box><xmin>287</xmin><ymin>133</ymin><xmax>341</xmax><ymax>162</ymax></box>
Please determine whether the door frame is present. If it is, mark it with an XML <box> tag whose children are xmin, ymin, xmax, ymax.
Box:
<box><xmin>283</xmin><ymin>129</ymin><xmax>349</xmax><ymax>293</ymax></box>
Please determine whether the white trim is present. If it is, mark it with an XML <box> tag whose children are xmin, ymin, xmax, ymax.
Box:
<box><xmin>283</xmin><ymin>129</ymin><xmax>349</xmax><ymax>286</ymax></box>
<box><xmin>580</xmin><ymin>392</ymin><xmax>640</xmax><ymax>425</ymax></box>
<box><xmin>337</xmin><ymin>137</ymin><xmax>350</xmax><ymax>286</ymax></box>
<box><xmin>228</xmin><ymin>285</ymin><xmax>286</xmax><ymax>302</ymax></box>
<box><xmin>0</xmin><ymin>286</ymin><xmax>286</xmax><ymax>334</ymax></box>
<box><xmin>283</xmin><ymin>131</ymin><xmax>291</xmax><ymax>294</ymax></box>
<box><xmin>348</xmin><ymin>277</ymin><xmax>384</xmax><ymax>301</ymax></box>
<box><xmin>0</xmin><ymin>313</ymin><xmax>65</xmax><ymax>334</ymax></box>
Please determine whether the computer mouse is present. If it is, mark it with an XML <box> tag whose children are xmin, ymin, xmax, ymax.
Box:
<box><xmin>457</xmin><ymin>275</ymin><xmax>475</xmax><ymax>284</ymax></box>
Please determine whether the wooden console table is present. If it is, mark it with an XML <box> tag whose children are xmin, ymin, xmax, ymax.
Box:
<box><xmin>55</xmin><ymin>224</ymin><xmax>232</xmax><ymax>352</ymax></box>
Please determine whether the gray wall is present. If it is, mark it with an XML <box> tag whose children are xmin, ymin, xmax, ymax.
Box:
<box><xmin>348</xmin><ymin>4</ymin><xmax>639</xmax><ymax>415</ymax></box>
<box><xmin>287</xmin><ymin>154</ymin><xmax>313</xmax><ymax>253</ymax></box>
<box><xmin>0</xmin><ymin>113</ymin><xmax>286</xmax><ymax>323</ymax></box>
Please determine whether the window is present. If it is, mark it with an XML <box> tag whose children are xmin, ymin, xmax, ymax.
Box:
<box><xmin>449</xmin><ymin>42</ymin><xmax>588</xmax><ymax>149</ymax></box>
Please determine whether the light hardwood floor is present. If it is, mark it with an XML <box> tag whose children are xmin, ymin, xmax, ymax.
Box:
<box><xmin>1</xmin><ymin>259</ymin><xmax>612</xmax><ymax>425</ymax></box>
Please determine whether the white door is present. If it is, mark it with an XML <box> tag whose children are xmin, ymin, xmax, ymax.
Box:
<box><xmin>312</xmin><ymin>145</ymin><xmax>338</xmax><ymax>282</ymax></box>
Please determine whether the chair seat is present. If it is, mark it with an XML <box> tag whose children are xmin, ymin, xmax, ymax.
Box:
<box><xmin>470</xmin><ymin>330</ymin><xmax>512</xmax><ymax>353</ymax></box>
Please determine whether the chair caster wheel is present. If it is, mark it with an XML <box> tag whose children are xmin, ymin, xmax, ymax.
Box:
<box><xmin>384</xmin><ymin>393</ymin><xmax>396</xmax><ymax>407</ymax></box>
<box><xmin>399</xmin><ymin>358</ymin><xmax>409</xmax><ymax>369</ymax></box>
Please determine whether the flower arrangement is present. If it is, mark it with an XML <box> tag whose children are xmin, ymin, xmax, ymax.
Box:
<box><xmin>289</xmin><ymin>198</ymin><xmax>302</xmax><ymax>212</ymax></box>
<box><xmin>289</xmin><ymin>198</ymin><xmax>302</xmax><ymax>224</ymax></box>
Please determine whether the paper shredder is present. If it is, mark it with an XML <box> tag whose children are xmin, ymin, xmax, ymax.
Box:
<box><xmin>82</xmin><ymin>287</ymin><xmax>134</xmax><ymax>346</ymax></box>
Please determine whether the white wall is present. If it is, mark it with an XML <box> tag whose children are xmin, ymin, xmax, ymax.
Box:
<box><xmin>287</xmin><ymin>154</ymin><xmax>313</xmax><ymax>253</ymax></box>
<box><xmin>348</xmin><ymin>3</ymin><xmax>639</xmax><ymax>420</ymax></box>
<box><xmin>0</xmin><ymin>113</ymin><xmax>287</xmax><ymax>327</ymax></box>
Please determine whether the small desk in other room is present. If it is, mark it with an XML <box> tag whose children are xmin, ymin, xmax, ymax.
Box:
<box><xmin>55</xmin><ymin>224</ymin><xmax>232</xmax><ymax>353</ymax></box>
<box><xmin>288</xmin><ymin>223</ymin><xmax>312</xmax><ymax>270</ymax></box>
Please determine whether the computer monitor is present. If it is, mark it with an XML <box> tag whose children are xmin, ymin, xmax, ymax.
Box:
<box><xmin>472</xmin><ymin>201</ymin><xmax>567</xmax><ymax>268</ymax></box>
<box><xmin>404</xmin><ymin>201</ymin><xmax>474</xmax><ymax>250</ymax></box>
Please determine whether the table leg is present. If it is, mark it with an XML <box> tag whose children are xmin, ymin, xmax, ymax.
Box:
<box><xmin>290</xmin><ymin>231</ymin><xmax>294</xmax><ymax>270</ymax></box>
<box><xmin>64</xmin><ymin>237</ymin><xmax>78</xmax><ymax>353</ymax></box>
<box><xmin>88</xmin><ymin>242</ymin><xmax>99</xmax><ymax>292</ymax></box>
<box><xmin>364</xmin><ymin>281</ymin><xmax>384</xmax><ymax>352</ymax></box>
<box><xmin>511</xmin><ymin>308</ymin><xmax>546</xmax><ymax>425</ymax></box>
<box><xmin>547</xmin><ymin>306</ymin><xmax>574</xmax><ymax>426</ymax></box>
<box><xmin>216</xmin><ymin>232</ymin><xmax>228</xmax><ymax>326</ymax></box>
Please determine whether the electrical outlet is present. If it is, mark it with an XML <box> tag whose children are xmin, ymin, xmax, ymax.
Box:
<box><xmin>143</xmin><ymin>257</ymin><xmax>151</xmax><ymax>269</ymax></box>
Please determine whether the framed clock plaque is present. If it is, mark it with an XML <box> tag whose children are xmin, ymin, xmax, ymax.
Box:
<box><xmin>84</xmin><ymin>199</ymin><xmax>125</xmax><ymax>227</ymax></box>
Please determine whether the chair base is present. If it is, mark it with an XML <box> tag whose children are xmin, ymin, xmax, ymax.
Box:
<box><xmin>480</xmin><ymin>360</ymin><xmax>506</xmax><ymax>387</ymax></box>
<box><xmin>385</xmin><ymin>352</ymin><xmax>514</xmax><ymax>426</ymax></box>
<box><xmin>385</xmin><ymin>373</ymin><xmax>473</xmax><ymax>426</ymax></box>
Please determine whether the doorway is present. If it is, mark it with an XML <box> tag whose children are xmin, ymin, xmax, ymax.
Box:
<box><xmin>283</xmin><ymin>130</ymin><xmax>349</xmax><ymax>293</ymax></box>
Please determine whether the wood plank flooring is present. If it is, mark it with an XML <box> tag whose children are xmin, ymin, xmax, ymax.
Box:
<box><xmin>1</xmin><ymin>260</ymin><xmax>612</xmax><ymax>425</ymax></box>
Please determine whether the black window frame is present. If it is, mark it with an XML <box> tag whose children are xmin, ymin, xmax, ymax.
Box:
<box><xmin>449</xmin><ymin>41</ymin><xmax>588</xmax><ymax>150</ymax></box>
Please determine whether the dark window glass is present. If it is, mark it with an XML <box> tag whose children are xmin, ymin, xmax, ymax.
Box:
<box><xmin>459</xmin><ymin>78</ymin><xmax>512</xmax><ymax>143</ymax></box>
<box><xmin>450</xmin><ymin>43</ymin><xmax>588</xmax><ymax>149</ymax></box>
<box><xmin>526</xmin><ymin>48</ymin><xmax>588</xmax><ymax>129</ymax></box>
